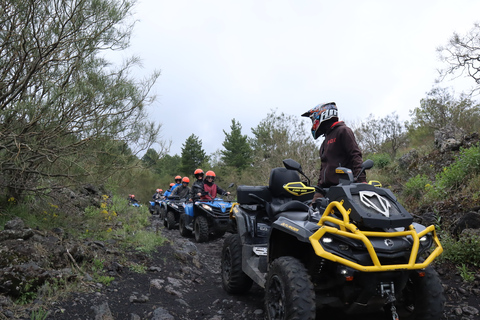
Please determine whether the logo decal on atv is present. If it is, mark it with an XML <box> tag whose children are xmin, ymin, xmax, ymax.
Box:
<box><xmin>359</xmin><ymin>191</ymin><xmax>391</xmax><ymax>217</ymax></box>
<box><xmin>384</xmin><ymin>239</ymin><xmax>394</xmax><ymax>247</ymax></box>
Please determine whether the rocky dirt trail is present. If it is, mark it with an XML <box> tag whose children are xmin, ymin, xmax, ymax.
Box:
<box><xmin>2</xmin><ymin>215</ymin><xmax>479</xmax><ymax>320</ymax></box>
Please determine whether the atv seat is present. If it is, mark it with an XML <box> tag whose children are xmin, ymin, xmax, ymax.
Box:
<box><xmin>267</xmin><ymin>167</ymin><xmax>311</xmax><ymax>220</ymax></box>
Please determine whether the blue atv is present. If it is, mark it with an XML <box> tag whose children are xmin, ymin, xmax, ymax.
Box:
<box><xmin>179</xmin><ymin>195</ymin><xmax>233</xmax><ymax>243</ymax></box>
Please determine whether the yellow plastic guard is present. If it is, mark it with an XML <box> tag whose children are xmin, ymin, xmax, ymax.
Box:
<box><xmin>309</xmin><ymin>201</ymin><xmax>443</xmax><ymax>272</ymax></box>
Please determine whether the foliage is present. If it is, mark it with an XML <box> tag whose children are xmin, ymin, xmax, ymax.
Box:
<box><xmin>30</xmin><ymin>308</ymin><xmax>49</xmax><ymax>320</ymax></box>
<box><xmin>128</xmin><ymin>262</ymin><xmax>147</xmax><ymax>274</ymax></box>
<box><xmin>367</xmin><ymin>153</ymin><xmax>391</xmax><ymax>169</ymax></box>
<box><xmin>354</xmin><ymin>112</ymin><xmax>407</xmax><ymax>159</ymax></box>
<box><xmin>440</xmin><ymin>231</ymin><xmax>480</xmax><ymax>267</ymax></box>
<box><xmin>407</xmin><ymin>87</ymin><xmax>480</xmax><ymax>138</ymax></box>
<box><xmin>437</xmin><ymin>22</ymin><xmax>480</xmax><ymax>93</ymax></box>
<box><xmin>249</xmin><ymin>110</ymin><xmax>319</xmax><ymax>183</ymax></box>
<box><xmin>221</xmin><ymin>119</ymin><xmax>253</xmax><ymax>172</ymax></box>
<box><xmin>0</xmin><ymin>0</ymin><xmax>161</xmax><ymax>200</ymax></box>
<box><xmin>403</xmin><ymin>174</ymin><xmax>431</xmax><ymax>201</ymax></box>
<box><xmin>179</xmin><ymin>134</ymin><xmax>209</xmax><ymax>176</ymax></box>
<box><xmin>425</xmin><ymin>143</ymin><xmax>480</xmax><ymax>200</ymax></box>
<box><xmin>457</xmin><ymin>264</ymin><xmax>476</xmax><ymax>282</ymax></box>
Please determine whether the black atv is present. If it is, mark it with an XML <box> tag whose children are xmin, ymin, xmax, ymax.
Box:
<box><xmin>221</xmin><ymin>159</ymin><xmax>444</xmax><ymax>320</ymax></box>
<box><xmin>160</xmin><ymin>196</ymin><xmax>187</xmax><ymax>230</ymax></box>
<box><xmin>149</xmin><ymin>199</ymin><xmax>164</xmax><ymax>215</ymax></box>
<box><xmin>179</xmin><ymin>188</ymin><xmax>234</xmax><ymax>243</ymax></box>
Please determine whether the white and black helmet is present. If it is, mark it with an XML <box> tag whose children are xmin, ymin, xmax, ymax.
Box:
<box><xmin>301</xmin><ymin>102</ymin><xmax>338</xmax><ymax>139</ymax></box>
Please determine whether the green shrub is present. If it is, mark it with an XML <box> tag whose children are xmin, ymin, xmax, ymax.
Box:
<box><xmin>436</xmin><ymin>143</ymin><xmax>480</xmax><ymax>191</ymax></box>
<box><xmin>440</xmin><ymin>231</ymin><xmax>480</xmax><ymax>267</ymax></box>
<box><xmin>403</xmin><ymin>174</ymin><xmax>431</xmax><ymax>200</ymax></box>
<box><xmin>369</xmin><ymin>153</ymin><xmax>391</xmax><ymax>169</ymax></box>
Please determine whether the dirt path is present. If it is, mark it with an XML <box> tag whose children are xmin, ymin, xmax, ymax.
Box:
<box><xmin>49</xmin><ymin>216</ymin><xmax>477</xmax><ymax>320</ymax></box>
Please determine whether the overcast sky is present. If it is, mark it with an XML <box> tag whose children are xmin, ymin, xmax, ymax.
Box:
<box><xmin>123</xmin><ymin>0</ymin><xmax>480</xmax><ymax>156</ymax></box>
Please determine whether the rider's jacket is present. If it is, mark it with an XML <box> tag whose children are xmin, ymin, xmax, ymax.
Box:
<box><xmin>318</xmin><ymin>121</ymin><xmax>366</xmax><ymax>188</ymax></box>
<box><xmin>152</xmin><ymin>192</ymin><xmax>163</xmax><ymax>200</ymax></box>
<box><xmin>191</xmin><ymin>180</ymin><xmax>204</xmax><ymax>199</ymax></box>
<box><xmin>171</xmin><ymin>185</ymin><xmax>190</xmax><ymax>199</ymax></box>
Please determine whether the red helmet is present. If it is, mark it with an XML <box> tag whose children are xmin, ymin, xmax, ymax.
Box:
<box><xmin>205</xmin><ymin>171</ymin><xmax>216</xmax><ymax>180</ymax></box>
<box><xmin>130</xmin><ymin>194</ymin><xmax>135</xmax><ymax>198</ymax></box>
<box><xmin>182</xmin><ymin>177</ymin><xmax>190</xmax><ymax>183</ymax></box>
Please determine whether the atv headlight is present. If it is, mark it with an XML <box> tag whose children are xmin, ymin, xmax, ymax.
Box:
<box><xmin>171</xmin><ymin>204</ymin><xmax>178</xmax><ymax>209</ymax></box>
<box><xmin>322</xmin><ymin>237</ymin><xmax>333</xmax><ymax>244</ymax></box>
<box><xmin>201</xmin><ymin>204</ymin><xmax>213</xmax><ymax>211</ymax></box>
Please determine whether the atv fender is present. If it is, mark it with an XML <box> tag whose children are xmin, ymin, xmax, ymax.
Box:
<box><xmin>271</xmin><ymin>216</ymin><xmax>316</xmax><ymax>242</ymax></box>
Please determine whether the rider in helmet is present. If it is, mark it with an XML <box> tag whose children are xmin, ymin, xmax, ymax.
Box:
<box><xmin>171</xmin><ymin>177</ymin><xmax>191</xmax><ymax>199</ymax></box>
<box><xmin>171</xmin><ymin>175</ymin><xmax>182</xmax><ymax>192</ymax></box>
<box><xmin>200</xmin><ymin>170</ymin><xmax>230</xmax><ymax>200</ymax></box>
<box><xmin>302</xmin><ymin>102</ymin><xmax>365</xmax><ymax>201</ymax></box>
<box><xmin>152</xmin><ymin>188</ymin><xmax>163</xmax><ymax>201</ymax></box>
<box><xmin>191</xmin><ymin>168</ymin><xmax>205</xmax><ymax>200</ymax></box>
<box><xmin>163</xmin><ymin>183</ymin><xmax>175</xmax><ymax>198</ymax></box>
<box><xmin>128</xmin><ymin>194</ymin><xmax>139</xmax><ymax>205</ymax></box>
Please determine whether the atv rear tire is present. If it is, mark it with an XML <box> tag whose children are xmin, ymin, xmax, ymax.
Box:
<box><xmin>265</xmin><ymin>256</ymin><xmax>315</xmax><ymax>320</ymax></box>
<box><xmin>166</xmin><ymin>211</ymin><xmax>176</xmax><ymax>230</ymax></box>
<box><xmin>221</xmin><ymin>234</ymin><xmax>253</xmax><ymax>294</ymax></box>
<box><xmin>194</xmin><ymin>215</ymin><xmax>209</xmax><ymax>243</ymax></box>
<box><xmin>397</xmin><ymin>266</ymin><xmax>445</xmax><ymax>320</ymax></box>
<box><xmin>179</xmin><ymin>214</ymin><xmax>191</xmax><ymax>237</ymax></box>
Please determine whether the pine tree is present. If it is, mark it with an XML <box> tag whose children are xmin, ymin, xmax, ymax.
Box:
<box><xmin>179</xmin><ymin>134</ymin><xmax>209</xmax><ymax>175</ymax></box>
<box><xmin>221</xmin><ymin>119</ymin><xmax>253</xmax><ymax>172</ymax></box>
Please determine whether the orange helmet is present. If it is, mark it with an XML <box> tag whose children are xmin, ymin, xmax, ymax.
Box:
<box><xmin>130</xmin><ymin>194</ymin><xmax>135</xmax><ymax>198</ymax></box>
<box><xmin>205</xmin><ymin>171</ymin><xmax>216</xmax><ymax>181</ymax></box>
<box><xmin>194</xmin><ymin>168</ymin><xmax>204</xmax><ymax>175</ymax></box>
<box><xmin>170</xmin><ymin>183</ymin><xmax>175</xmax><ymax>187</ymax></box>
<box><xmin>182</xmin><ymin>177</ymin><xmax>190</xmax><ymax>183</ymax></box>
<box><xmin>156</xmin><ymin>189</ymin><xmax>162</xmax><ymax>193</ymax></box>
<box><xmin>175</xmin><ymin>175</ymin><xmax>182</xmax><ymax>180</ymax></box>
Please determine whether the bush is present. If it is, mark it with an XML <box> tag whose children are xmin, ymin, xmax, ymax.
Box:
<box><xmin>368</xmin><ymin>153</ymin><xmax>391</xmax><ymax>169</ymax></box>
<box><xmin>403</xmin><ymin>174</ymin><xmax>431</xmax><ymax>200</ymax></box>
<box><xmin>440</xmin><ymin>231</ymin><xmax>480</xmax><ymax>267</ymax></box>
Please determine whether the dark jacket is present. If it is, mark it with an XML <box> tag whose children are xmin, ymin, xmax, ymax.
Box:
<box><xmin>318</xmin><ymin>121</ymin><xmax>365</xmax><ymax>188</ymax></box>
<box><xmin>171</xmin><ymin>185</ymin><xmax>190</xmax><ymax>199</ymax></box>
<box><xmin>191</xmin><ymin>180</ymin><xmax>204</xmax><ymax>199</ymax></box>
<box><xmin>152</xmin><ymin>192</ymin><xmax>163</xmax><ymax>200</ymax></box>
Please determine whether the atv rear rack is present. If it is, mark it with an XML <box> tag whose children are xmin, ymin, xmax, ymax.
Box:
<box><xmin>309</xmin><ymin>201</ymin><xmax>443</xmax><ymax>272</ymax></box>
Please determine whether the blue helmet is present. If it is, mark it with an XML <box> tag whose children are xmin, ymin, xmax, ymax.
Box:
<box><xmin>301</xmin><ymin>102</ymin><xmax>338</xmax><ymax>139</ymax></box>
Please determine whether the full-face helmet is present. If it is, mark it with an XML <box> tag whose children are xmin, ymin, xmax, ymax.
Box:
<box><xmin>194</xmin><ymin>168</ymin><xmax>204</xmax><ymax>179</ymax></box>
<box><xmin>301</xmin><ymin>102</ymin><xmax>338</xmax><ymax>139</ymax></box>
<box><xmin>205</xmin><ymin>170</ymin><xmax>216</xmax><ymax>181</ymax></box>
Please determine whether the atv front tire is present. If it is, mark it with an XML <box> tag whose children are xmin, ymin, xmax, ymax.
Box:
<box><xmin>166</xmin><ymin>211</ymin><xmax>176</xmax><ymax>230</ymax></box>
<box><xmin>265</xmin><ymin>256</ymin><xmax>315</xmax><ymax>320</ymax></box>
<box><xmin>397</xmin><ymin>265</ymin><xmax>445</xmax><ymax>320</ymax></box>
<box><xmin>179</xmin><ymin>214</ymin><xmax>191</xmax><ymax>237</ymax></box>
<box><xmin>221</xmin><ymin>234</ymin><xmax>253</xmax><ymax>294</ymax></box>
<box><xmin>194</xmin><ymin>215</ymin><xmax>209</xmax><ymax>243</ymax></box>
